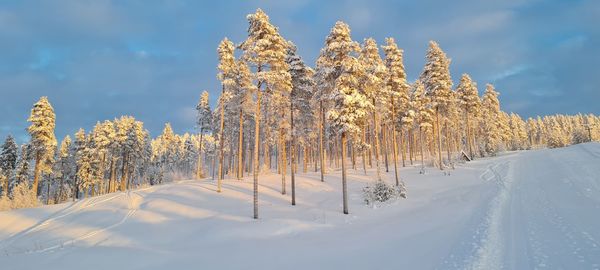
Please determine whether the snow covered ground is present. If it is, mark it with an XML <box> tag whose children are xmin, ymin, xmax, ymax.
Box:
<box><xmin>1</xmin><ymin>143</ymin><xmax>599</xmax><ymax>270</ymax></box>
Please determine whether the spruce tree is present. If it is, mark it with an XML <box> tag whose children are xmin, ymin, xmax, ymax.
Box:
<box><xmin>420</xmin><ymin>41</ymin><xmax>453</xmax><ymax>169</ymax></box>
<box><xmin>14</xmin><ymin>144</ymin><xmax>31</xmax><ymax>187</ymax></box>
<box><xmin>456</xmin><ymin>74</ymin><xmax>481</xmax><ymax>159</ymax></box>
<box><xmin>55</xmin><ymin>135</ymin><xmax>73</xmax><ymax>202</ymax></box>
<box><xmin>0</xmin><ymin>135</ymin><xmax>18</xmax><ymax>194</ymax></box>
<box><xmin>75</xmin><ymin>130</ymin><xmax>93</xmax><ymax>198</ymax></box>
<box><xmin>481</xmin><ymin>84</ymin><xmax>501</xmax><ymax>155</ymax></box>
<box><xmin>410</xmin><ymin>80</ymin><xmax>434</xmax><ymax>171</ymax></box>
<box><xmin>327</xmin><ymin>56</ymin><xmax>372</xmax><ymax>214</ymax></box>
<box><xmin>315</xmin><ymin>21</ymin><xmax>360</xmax><ymax>182</ymax></box>
<box><xmin>358</xmin><ymin>37</ymin><xmax>385</xmax><ymax>179</ymax></box>
<box><xmin>217</xmin><ymin>38</ymin><xmax>237</xmax><ymax>192</ymax></box>
<box><xmin>509</xmin><ymin>113</ymin><xmax>528</xmax><ymax>150</ymax></box>
<box><xmin>382</xmin><ymin>37</ymin><xmax>409</xmax><ymax>190</ymax></box>
<box><xmin>240</xmin><ymin>9</ymin><xmax>291</xmax><ymax>219</ymax></box>
<box><xmin>286</xmin><ymin>41</ymin><xmax>315</xmax><ymax>205</ymax></box>
<box><xmin>196</xmin><ymin>91</ymin><xmax>212</xmax><ymax>179</ymax></box>
<box><xmin>27</xmin><ymin>96</ymin><xmax>57</xmax><ymax>196</ymax></box>
<box><xmin>231</xmin><ymin>61</ymin><xmax>254</xmax><ymax>180</ymax></box>
<box><xmin>73</xmin><ymin>128</ymin><xmax>86</xmax><ymax>199</ymax></box>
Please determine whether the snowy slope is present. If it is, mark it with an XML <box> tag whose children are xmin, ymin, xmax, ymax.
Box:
<box><xmin>1</xmin><ymin>143</ymin><xmax>599</xmax><ymax>270</ymax></box>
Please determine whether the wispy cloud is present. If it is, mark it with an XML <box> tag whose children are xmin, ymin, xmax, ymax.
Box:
<box><xmin>0</xmin><ymin>0</ymin><xmax>598</xmax><ymax>142</ymax></box>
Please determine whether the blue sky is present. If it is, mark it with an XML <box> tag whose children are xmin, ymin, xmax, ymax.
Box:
<box><xmin>0</xmin><ymin>0</ymin><xmax>598</xmax><ymax>143</ymax></box>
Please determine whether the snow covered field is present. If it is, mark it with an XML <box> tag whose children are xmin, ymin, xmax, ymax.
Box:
<box><xmin>1</xmin><ymin>143</ymin><xmax>599</xmax><ymax>270</ymax></box>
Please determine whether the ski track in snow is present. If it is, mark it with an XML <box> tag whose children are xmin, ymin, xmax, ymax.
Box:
<box><xmin>31</xmin><ymin>191</ymin><xmax>144</xmax><ymax>254</ymax></box>
<box><xmin>0</xmin><ymin>186</ymin><xmax>157</xmax><ymax>256</ymax></box>
<box><xmin>0</xmin><ymin>193</ymin><xmax>125</xmax><ymax>252</ymax></box>
<box><xmin>1</xmin><ymin>143</ymin><xmax>600</xmax><ymax>269</ymax></box>
<box><xmin>466</xmin><ymin>159</ymin><xmax>513</xmax><ymax>270</ymax></box>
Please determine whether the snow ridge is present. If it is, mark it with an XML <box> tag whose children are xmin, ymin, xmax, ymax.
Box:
<box><xmin>469</xmin><ymin>159</ymin><xmax>514</xmax><ymax>270</ymax></box>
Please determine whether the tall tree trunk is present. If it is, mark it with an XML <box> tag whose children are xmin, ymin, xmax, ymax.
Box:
<box><xmin>367</xmin><ymin>125</ymin><xmax>372</xmax><ymax>168</ymax></box>
<box><xmin>56</xmin><ymin>175</ymin><xmax>64</xmax><ymax>203</ymax></box>
<box><xmin>408</xmin><ymin>129</ymin><xmax>414</xmax><ymax>165</ymax></box>
<box><xmin>435</xmin><ymin>109</ymin><xmax>443</xmax><ymax>170</ymax></box>
<box><xmin>330</xmin><ymin>141</ymin><xmax>335</xmax><ymax>168</ymax></box>
<box><xmin>264</xmin><ymin>102</ymin><xmax>271</xmax><ymax>171</ymax></box>
<box><xmin>371</xmin><ymin>101</ymin><xmax>382</xmax><ymax>181</ymax></box>
<box><xmin>390</xmin><ymin>100</ymin><xmax>400</xmax><ymax>186</ymax></box>
<box><xmin>445</xmin><ymin>121</ymin><xmax>451</xmax><ymax>165</ymax></box>
<box><xmin>319</xmin><ymin>101</ymin><xmax>326</xmax><ymax>182</ymax></box>
<box><xmin>303</xmin><ymin>145</ymin><xmax>308</xmax><ymax>173</ymax></box>
<box><xmin>217</xmin><ymin>85</ymin><xmax>226</xmax><ymax>192</ymax></box>
<box><xmin>383</xmin><ymin>124</ymin><xmax>389</xmax><ymax>172</ymax></box>
<box><xmin>341</xmin><ymin>132</ymin><xmax>349</xmax><ymax>215</ymax></box>
<box><xmin>280</xmin><ymin>128</ymin><xmax>286</xmax><ymax>195</ymax></box>
<box><xmin>46</xmin><ymin>180</ymin><xmax>51</xmax><ymax>204</ymax></box>
<box><xmin>228</xmin><ymin>128</ymin><xmax>235</xmax><ymax>177</ymax></box>
<box><xmin>73</xmin><ymin>165</ymin><xmax>79</xmax><ymax>201</ymax></box>
<box><xmin>32</xmin><ymin>151</ymin><xmax>41</xmax><ymax>196</ymax></box>
<box><xmin>350</xmin><ymin>137</ymin><xmax>356</xmax><ymax>170</ymax></box>
<box><xmin>238</xmin><ymin>109</ymin><xmax>244</xmax><ymax>180</ymax></box>
<box><xmin>419</xmin><ymin>127</ymin><xmax>425</xmax><ymax>170</ymax></box>
<box><xmin>314</xmin><ymin>138</ymin><xmax>318</xmax><ymax>172</ymax></box>
<box><xmin>290</xmin><ymin>99</ymin><xmax>296</xmax><ymax>205</ymax></box>
<box><xmin>211</xmin><ymin>153</ymin><xmax>216</xmax><ymax>180</ymax></box>
<box><xmin>120</xmin><ymin>154</ymin><xmax>128</xmax><ymax>191</ymax></box>
<box><xmin>362</xmin><ymin>124</ymin><xmax>367</xmax><ymax>175</ymax></box>
<box><xmin>196</xmin><ymin>128</ymin><xmax>204</xmax><ymax>179</ymax></box>
<box><xmin>100</xmin><ymin>153</ymin><xmax>106</xmax><ymax>195</ymax></box>
<box><xmin>108</xmin><ymin>158</ymin><xmax>116</xmax><ymax>193</ymax></box>
<box><xmin>246</xmin><ymin>137</ymin><xmax>251</xmax><ymax>174</ymax></box>
<box><xmin>400</xmin><ymin>129</ymin><xmax>406</xmax><ymax>167</ymax></box>
<box><xmin>253</xmin><ymin>89</ymin><xmax>262</xmax><ymax>219</ymax></box>
<box><xmin>466</xmin><ymin>113</ymin><xmax>473</xmax><ymax>159</ymax></box>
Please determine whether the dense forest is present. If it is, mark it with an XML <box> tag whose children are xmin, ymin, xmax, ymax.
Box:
<box><xmin>1</xmin><ymin>9</ymin><xmax>598</xmax><ymax>215</ymax></box>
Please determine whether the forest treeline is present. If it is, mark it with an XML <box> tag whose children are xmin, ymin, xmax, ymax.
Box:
<box><xmin>1</xmin><ymin>9</ymin><xmax>598</xmax><ymax>214</ymax></box>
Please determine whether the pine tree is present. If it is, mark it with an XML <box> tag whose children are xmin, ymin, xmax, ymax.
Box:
<box><xmin>196</xmin><ymin>91</ymin><xmax>212</xmax><ymax>179</ymax></box>
<box><xmin>327</xmin><ymin>55</ymin><xmax>372</xmax><ymax>214</ymax></box>
<box><xmin>456</xmin><ymin>74</ymin><xmax>481</xmax><ymax>158</ymax></box>
<box><xmin>545</xmin><ymin>116</ymin><xmax>569</xmax><ymax>148</ymax></box>
<box><xmin>509</xmin><ymin>113</ymin><xmax>528</xmax><ymax>150</ymax></box>
<box><xmin>55</xmin><ymin>135</ymin><xmax>73</xmax><ymax>202</ymax></box>
<box><xmin>358</xmin><ymin>37</ymin><xmax>385</xmax><ymax>179</ymax></box>
<box><xmin>75</xmin><ymin>130</ymin><xmax>93</xmax><ymax>198</ymax></box>
<box><xmin>240</xmin><ymin>8</ymin><xmax>291</xmax><ymax>219</ymax></box>
<box><xmin>0</xmin><ymin>172</ymin><xmax>6</xmax><ymax>198</ymax></box>
<box><xmin>91</xmin><ymin>121</ymin><xmax>112</xmax><ymax>195</ymax></box>
<box><xmin>0</xmin><ymin>135</ymin><xmax>18</xmax><ymax>194</ymax></box>
<box><xmin>382</xmin><ymin>37</ymin><xmax>409</xmax><ymax>191</ymax></box>
<box><xmin>13</xmin><ymin>144</ymin><xmax>31</xmax><ymax>189</ymax></box>
<box><xmin>231</xmin><ymin>61</ymin><xmax>255</xmax><ymax>180</ymax></box>
<box><xmin>420</xmin><ymin>41</ymin><xmax>453</xmax><ymax>169</ymax></box>
<box><xmin>27</xmin><ymin>96</ymin><xmax>57</xmax><ymax>196</ymax></box>
<box><xmin>115</xmin><ymin>117</ymin><xmax>133</xmax><ymax>191</ymax></box>
<box><xmin>154</xmin><ymin>123</ymin><xmax>177</xmax><ymax>176</ymax></box>
<box><xmin>216</xmin><ymin>38</ymin><xmax>237</xmax><ymax>192</ymax></box>
<box><xmin>315</xmin><ymin>21</ymin><xmax>360</xmax><ymax>182</ymax></box>
<box><xmin>410</xmin><ymin>80</ymin><xmax>435</xmax><ymax>171</ymax></box>
<box><xmin>73</xmin><ymin>128</ymin><xmax>86</xmax><ymax>199</ymax></box>
<box><xmin>481</xmin><ymin>84</ymin><xmax>501</xmax><ymax>155</ymax></box>
<box><xmin>95</xmin><ymin>121</ymin><xmax>118</xmax><ymax>193</ymax></box>
<box><xmin>122</xmin><ymin>120</ymin><xmax>147</xmax><ymax>190</ymax></box>
<box><xmin>287</xmin><ymin>41</ymin><xmax>315</xmax><ymax>205</ymax></box>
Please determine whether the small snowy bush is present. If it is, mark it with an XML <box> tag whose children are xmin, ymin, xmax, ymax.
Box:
<box><xmin>11</xmin><ymin>182</ymin><xmax>39</xmax><ymax>209</ymax></box>
<box><xmin>572</xmin><ymin>129</ymin><xmax>588</xmax><ymax>144</ymax></box>
<box><xmin>363</xmin><ymin>180</ymin><xmax>406</xmax><ymax>205</ymax></box>
<box><xmin>0</xmin><ymin>195</ymin><xmax>11</xmax><ymax>211</ymax></box>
